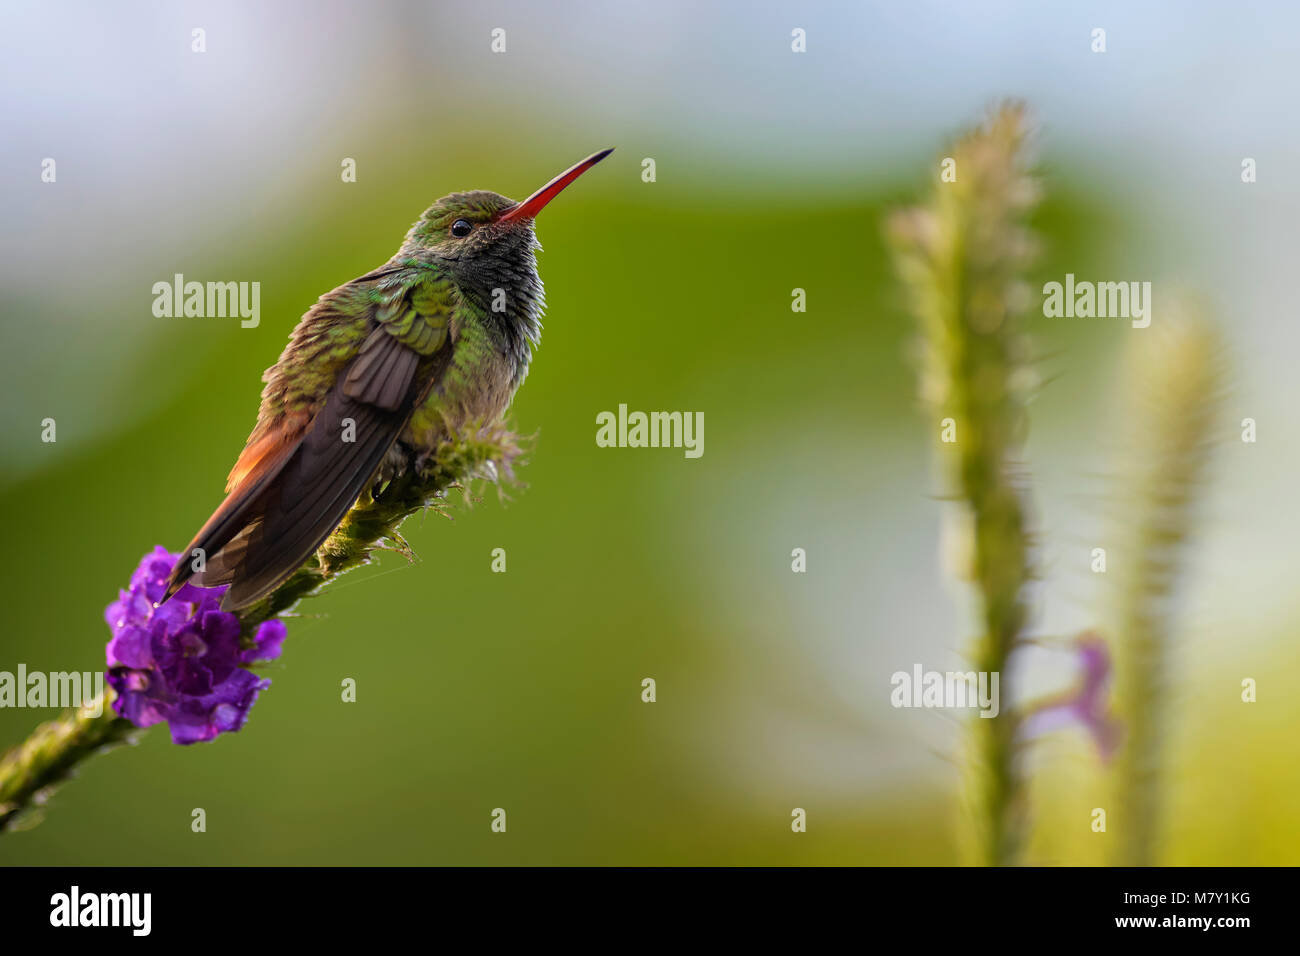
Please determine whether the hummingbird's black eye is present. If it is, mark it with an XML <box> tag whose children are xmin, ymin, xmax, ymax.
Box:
<box><xmin>450</xmin><ymin>219</ymin><xmax>473</xmax><ymax>238</ymax></box>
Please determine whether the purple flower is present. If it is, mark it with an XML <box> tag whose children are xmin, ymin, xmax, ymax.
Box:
<box><xmin>105</xmin><ymin>546</ymin><xmax>286</xmax><ymax>745</ymax></box>
<box><xmin>1020</xmin><ymin>632</ymin><xmax>1122</xmax><ymax>762</ymax></box>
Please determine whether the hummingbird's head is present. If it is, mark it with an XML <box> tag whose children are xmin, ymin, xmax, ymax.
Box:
<box><xmin>406</xmin><ymin>190</ymin><xmax>527</xmax><ymax>267</ymax></box>
<box><xmin>399</xmin><ymin>149</ymin><xmax>613</xmax><ymax>343</ymax></box>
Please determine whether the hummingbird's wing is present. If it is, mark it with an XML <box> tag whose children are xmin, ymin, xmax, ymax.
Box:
<box><xmin>163</xmin><ymin>271</ymin><xmax>453</xmax><ymax>610</ymax></box>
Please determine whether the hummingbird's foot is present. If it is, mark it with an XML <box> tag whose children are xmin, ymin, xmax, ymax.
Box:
<box><xmin>380</xmin><ymin>444</ymin><xmax>412</xmax><ymax>480</ymax></box>
<box><xmin>410</xmin><ymin>448</ymin><xmax>432</xmax><ymax>477</ymax></box>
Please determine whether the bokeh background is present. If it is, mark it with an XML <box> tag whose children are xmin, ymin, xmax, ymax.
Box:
<box><xmin>2</xmin><ymin>0</ymin><xmax>1297</xmax><ymax>864</ymax></box>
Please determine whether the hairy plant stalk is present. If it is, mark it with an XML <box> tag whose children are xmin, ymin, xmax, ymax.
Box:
<box><xmin>889</xmin><ymin>103</ymin><xmax>1040</xmax><ymax>865</ymax></box>
<box><xmin>1109</xmin><ymin>314</ymin><xmax>1223</xmax><ymax>866</ymax></box>
<box><xmin>0</xmin><ymin>424</ymin><xmax>521</xmax><ymax>833</ymax></box>
<box><xmin>0</xmin><ymin>691</ymin><xmax>134</xmax><ymax>832</ymax></box>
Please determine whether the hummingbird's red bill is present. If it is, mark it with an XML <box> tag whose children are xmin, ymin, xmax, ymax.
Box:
<box><xmin>499</xmin><ymin>148</ymin><xmax>614</xmax><ymax>222</ymax></box>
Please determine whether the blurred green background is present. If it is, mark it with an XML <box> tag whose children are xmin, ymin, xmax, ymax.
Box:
<box><xmin>2</xmin><ymin>0</ymin><xmax>1297</xmax><ymax>864</ymax></box>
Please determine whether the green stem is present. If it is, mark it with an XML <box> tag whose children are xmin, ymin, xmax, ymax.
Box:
<box><xmin>889</xmin><ymin>104</ymin><xmax>1038</xmax><ymax>865</ymax></box>
<box><xmin>1109</xmin><ymin>316</ymin><xmax>1222</xmax><ymax>866</ymax></box>
<box><xmin>0</xmin><ymin>692</ymin><xmax>134</xmax><ymax>832</ymax></box>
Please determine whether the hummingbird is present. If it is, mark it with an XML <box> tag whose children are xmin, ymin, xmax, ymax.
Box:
<box><xmin>162</xmin><ymin>148</ymin><xmax>613</xmax><ymax>611</ymax></box>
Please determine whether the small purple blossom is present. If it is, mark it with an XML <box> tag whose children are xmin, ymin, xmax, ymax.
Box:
<box><xmin>1021</xmin><ymin>632</ymin><xmax>1122</xmax><ymax>762</ymax></box>
<box><xmin>105</xmin><ymin>546</ymin><xmax>287</xmax><ymax>745</ymax></box>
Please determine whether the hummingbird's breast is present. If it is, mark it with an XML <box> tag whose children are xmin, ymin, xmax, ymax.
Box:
<box><xmin>399</xmin><ymin>309</ymin><xmax>526</xmax><ymax>455</ymax></box>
